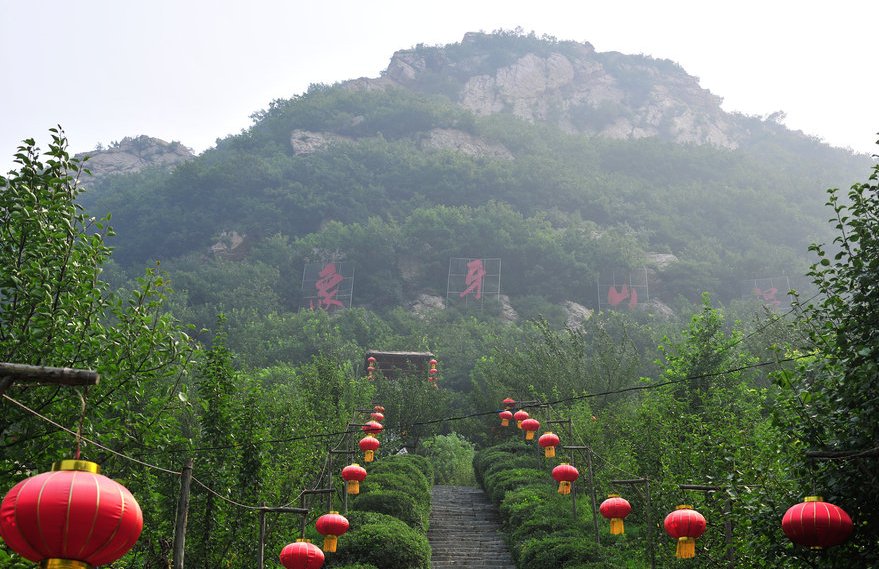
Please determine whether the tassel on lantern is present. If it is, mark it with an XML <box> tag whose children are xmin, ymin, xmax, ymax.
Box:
<box><xmin>545</xmin><ymin>446</ymin><xmax>555</xmax><ymax>458</ymax></box>
<box><xmin>346</xmin><ymin>480</ymin><xmax>360</xmax><ymax>494</ymax></box>
<box><xmin>676</xmin><ymin>537</ymin><xmax>696</xmax><ymax>559</ymax></box>
<box><xmin>558</xmin><ymin>480</ymin><xmax>571</xmax><ymax>495</ymax></box>
<box><xmin>610</xmin><ymin>517</ymin><xmax>625</xmax><ymax>535</ymax></box>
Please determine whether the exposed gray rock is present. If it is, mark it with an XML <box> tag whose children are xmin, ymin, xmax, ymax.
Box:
<box><xmin>420</xmin><ymin>128</ymin><xmax>513</xmax><ymax>160</ymax></box>
<box><xmin>76</xmin><ymin>136</ymin><xmax>193</xmax><ymax>185</ymax></box>
<box><xmin>499</xmin><ymin>294</ymin><xmax>518</xmax><ymax>323</ymax></box>
<box><xmin>290</xmin><ymin>129</ymin><xmax>354</xmax><ymax>155</ymax></box>
<box><xmin>409</xmin><ymin>293</ymin><xmax>446</xmax><ymax>318</ymax></box>
<box><xmin>638</xmin><ymin>297</ymin><xmax>675</xmax><ymax>318</ymax></box>
<box><xmin>644</xmin><ymin>252</ymin><xmax>679</xmax><ymax>270</ymax></box>
<box><xmin>561</xmin><ymin>300</ymin><xmax>593</xmax><ymax>329</ymax></box>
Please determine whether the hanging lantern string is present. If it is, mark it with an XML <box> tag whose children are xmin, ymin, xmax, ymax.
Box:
<box><xmin>74</xmin><ymin>386</ymin><xmax>89</xmax><ymax>460</ymax></box>
<box><xmin>2</xmin><ymin>392</ymin><xmax>181</xmax><ymax>475</ymax></box>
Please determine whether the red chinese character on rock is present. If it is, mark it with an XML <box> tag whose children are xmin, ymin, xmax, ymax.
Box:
<box><xmin>314</xmin><ymin>263</ymin><xmax>344</xmax><ymax>309</ymax></box>
<box><xmin>607</xmin><ymin>284</ymin><xmax>638</xmax><ymax>309</ymax></box>
<box><xmin>753</xmin><ymin>287</ymin><xmax>781</xmax><ymax>308</ymax></box>
<box><xmin>460</xmin><ymin>259</ymin><xmax>486</xmax><ymax>299</ymax></box>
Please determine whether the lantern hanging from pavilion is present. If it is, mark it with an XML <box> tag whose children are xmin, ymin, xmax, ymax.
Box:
<box><xmin>366</xmin><ymin>356</ymin><xmax>377</xmax><ymax>379</ymax></box>
<box><xmin>552</xmin><ymin>463</ymin><xmax>579</xmax><ymax>495</ymax></box>
<box><xmin>664</xmin><ymin>505</ymin><xmax>706</xmax><ymax>559</ymax></box>
<box><xmin>521</xmin><ymin>418</ymin><xmax>540</xmax><ymax>441</ymax></box>
<box><xmin>513</xmin><ymin>410</ymin><xmax>530</xmax><ymax>429</ymax></box>
<box><xmin>280</xmin><ymin>539</ymin><xmax>325</xmax><ymax>569</ymax></box>
<box><xmin>341</xmin><ymin>463</ymin><xmax>367</xmax><ymax>495</ymax></box>
<box><xmin>498</xmin><ymin>410</ymin><xmax>513</xmax><ymax>427</ymax></box>
<box><xmin>600</xmin><ymin>494</ymin><xmax>632</xmax><ymax>535</ymax></box>
<box><xmin>359</xmin><ymin>434</ymin><xmax>380</xmax><ymax>462</ymax></box>
<box><xmin>782</xmin><ymin>496</ymin><xmax>853</xmax><ymax>549</ymax></box>
<box><xmin>502</xmin><ymin>397</ymin><xmax>516</xmax><ymax>409</ymax></box>
<box><xmin>315</xmin><ymin>512</ymin><xmax>349</xmax><ymax>552</ymax></box>
<box><xmin>538</xmin><ymin>432</ymin><xmax>560</xmax><ymax>458</ymax></box>
<box><xmin>0</xmin><ymin>459</ymin><xmax>143</xmax><ymax>569</ymax></box>
<box><xmin>362</xmin><ymin>420</ymin><xmax>383</xmax><ymax>435</ymax></box>
<box><xmin>370</xmin><ymin>411</ymin><xmax>385</xmax><ymax>423</ymax></box>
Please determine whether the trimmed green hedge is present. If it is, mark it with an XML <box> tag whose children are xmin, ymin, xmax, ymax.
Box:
<box><xmin>328</xmin><ymin>511</ymin><xmax>431</xmax><ymax>569</ymax></box>
<box><xmin>352</xmin><ymin>489</ymin><xmax>428</xmax><ymax>531</ymax></box>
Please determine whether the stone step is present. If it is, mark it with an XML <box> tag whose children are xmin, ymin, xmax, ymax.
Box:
<box><xmin>428</xmin><ymin>485</ymin><xmax>515</xmax><ymax>568</ymax></box>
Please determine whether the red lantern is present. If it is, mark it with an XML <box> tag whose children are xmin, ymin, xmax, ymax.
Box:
<box><xmin>315</xmin><ymin>512</ymin><xmax>349</xmax><ymax>552</ymax></box>
<box><xmin>513</xmin><ymin>410</ymin><xmax>529</xmax><ymax>429</ymax></box>
<box><xmin>521</xmin><ymin>418</ymin><xmax>540</xmax><ymax>441</ymax></box>
<box><xmin>600</xmin><ymin>494</ymin><xmax>632</xmax><ymax>535</ymax></box>
<box><xmin>498</xmin><ymin>410</ymin><xmax>513</xmax><ymax>427</ymax></box>
<box><xmin>538</xmin><ymin>432</ymin><xmax>560</xmax><ymax>458</ymax></box>
<box><xmin>552</xmin><ymin>463</ymin><xmax>579</xmax><ymax>495</ymax></box>
<box><xmin>370</xmin><ymin>411</ymin><xmax>385</xmax><ymax>423</ymax></box>
<box><xmin>664</xmin><ymin>505</ymin><xmax>706</xmax><ymax>559</ymax></box>
<box><xmin>280</xmin><ymin>539</ymin><xmax>325</xmax><ymax>569</ymax></box>
<box><xmin>359</xmin><ymin>434</ymin><xmax>380</xmax><ymax>462</ymax></box>
<box><xmin>366</xmin><ymin>356</ymin><xmax>377</xmax><ymax>379</ymax></box>
<box><xmin>502</xmin><ymin>397</ymin><xmax>516</xmax><ymax>409</ymax></box>
<box><xmin>362</xmin><ymin>420</ymin><xmax>383</xmax><ymax>435</ymax></box>
<box><xmin>428</xmin><ymin>358</ymin><xmax>438</xmax><ymax>375</ymax></box>
<box><xmin>782</xmin><ymin>496</ymin><xmax>853</xmax><ymax>549</ymax></box>
<box><xmin>373</xmin><ymin>405</ymin><xmax>385</xmax><ymax>413</ymax></box>
<box><xmin>0</xmin><ymin>460</ymin><xmax>143</xmax><ymax>568</ymax></box>
<box><xmin>341</xmin><ymin>463</ymin><xmax>367</xmax><ymax>495</ymax></box>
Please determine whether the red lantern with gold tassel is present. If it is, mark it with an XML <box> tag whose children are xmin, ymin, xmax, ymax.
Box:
<box><xmin>315</xmin><ymin>512</ymin><xmax>349</xmax><ymax>553</ymax></box>
<box><xmin>664</xmin><ymin>505</ymin><xmax>706</xmax><ymax>559</ymax></box>
<box><xmin>370</xmin><ymin>411</ymin><xmax>385</xmax><ymax>423</ymax></box>
<box><xmin>552</xmin><ymin>463</ymin><xmax>579</xmax><ymax>495</ymax></box>
<box><xmin>538</xmin><ymin>432</ymin><xmax>560</xmax><ymax>458</ymax></box>
<box><xmin>600</xmin><ymin>494</ymin><xmax>632</xmax><ymax>535</ymax></box>
<box><xmin>359</xmin><ymin>434</ymin><xmax>380</xmax><ymax>462</ymax></box>
<box><xmin>782</xmin><ymin>496</ymin><xmax>853</xmax><ymax>549</ymax></box>
<box><xmin>362</xmin><ymin>420</ymin><xmax>383</xmax><ymax>435</ymax></box>
<box><xmin>502</xmin><ymin>397</ymin><xmax>516</xmax><ymax>409</ymax></box>
<box><xmin>279</xmin><ymin>539</ymin><xmax>325</xmax><ymax>569</ymax></box>
<box><xmin>498</xmin><ymin>410</ymin><xmax>513</xmax><ymax>427</ymax></box>
<box><xmin>0</xmin><ymin>459</ymin><xmax>143</xmax><ymax>568</ymax></box>
<box><xmin>513</xmin><ymin>410</ymin><xmax>529</xmax><ymax>429</ymax></box>
<box><xmin>521</xmin><ymin>418</ymin><xmax>540</xmax><ymax>441</ymax></box>
<box><xmin>373</xmin><ymin>405</ymin><xmax>385</xmax><ymax>413</ymax></box>
<box><xmin>341</xmin><ymin>464</ymin><xmax>367</xmax><ymax>495</ymax></box>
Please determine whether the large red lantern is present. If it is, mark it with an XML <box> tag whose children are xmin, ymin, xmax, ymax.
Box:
<box><xmin>552</xmin><ymin>463</ymin><xmax>579</xmax><ymax>495</ymax></box>
<box><xmin>521</xmin><ymin>418</ymin><xmax>540</xmax><ymax>441</ymax></box>
<box><xmin>359</xmin><ymin>434</ymin><xmax>380</xmax><ymax>462</ymax></box>
<box><xmin>538</xmin><ymin>432</ymin><xmax>560</xmax><ymax>458</ymax></box>
<box><xmin>341</xmin><ymin>463</ymin><xmax>367</xmax><ymax>495</ymax></box>
<box><xmin>0</xmin><ymin>460</ymin><xmax>143</xmax><ymax>568</ymax></box>
<box><xmin>370</xmin><ymin>411</ymin><xmax>385</xmax><ymax>423</ymax></box>
<box><xmin>502</xmin><ymin>397</ymin><xmax>516</xmax><ymax>409</ymax></box>
<box><xmin>280</xmin><ymin>539</ymin><xmax>325</xmax><ymax>569</ymax></box>
<box><xmin>315</xmin><ymin>512</ymin><xmax>349</xmax><ymax>552</ymax></box>
<box><xmin>513</xmin><ymin>410</ymin><xmax>529</xmax><ymax>429</ymax></box>
<box><xmin>664</xmin><ymin>505</ymin><xmax>706</xmax><ymax>559</ymax></box>
<box><xmin>362</xmin><ymin>420</ymin><xmax>383</xmax><ymax>435</ymax></box>
<box><xmin>498</xmin><ymin>410</ymin><xmax>513</xmax><ymax>427</ymax></box>
<box><xmin>600</xmin><ymin>494</ymin><xmax>632</xmax><ymax>535</ymax></box>
<box><xmin>782</xmin><ymin>496</ymin><xmax>853</xmax><ymax>549</ymax></box>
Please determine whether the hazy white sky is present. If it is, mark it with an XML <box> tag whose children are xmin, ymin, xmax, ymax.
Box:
<box><xmin>2</xmin><ymin>0</ymin><xmax>877</xmax><ymax>171</ymax></box>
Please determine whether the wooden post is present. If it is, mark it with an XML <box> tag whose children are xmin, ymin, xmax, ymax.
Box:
<box><xmin>330</xmin><ymin>449</ymin><xmax>356</xmax><ymax>514</ymax></box>
<box><xmin>256</xmin><ymin>507</ymin><xmax>309</xmax><ymax>569</ymax></box>
<box><xmin>563</xmin><ymin>445</ymin><xmax>601</xmax><ymax>544</ymax></box>
<box><xmin>679</xmin><ymin>484</ymin><xmax>733</xmax><ymax>568</ymax></box>
<box><xmin>172</xmin><ymin>458</ymin><xmax>194</xmax><ymax>569</ymax></box>
<box><xmin>611</xmin><ymin>477</ymin><xmax>655</xmax><ymax>569</ymax></box>
<box><xmin>0</xmin><ymin>362</ymin><xmax>99</xmax><ymax>397</ymax></box>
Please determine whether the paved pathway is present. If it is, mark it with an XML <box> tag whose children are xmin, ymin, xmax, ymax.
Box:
<box><xmin>428</xmin><ymin>485</ymin><xmax>516</xmax><ymax>569</ymax></box>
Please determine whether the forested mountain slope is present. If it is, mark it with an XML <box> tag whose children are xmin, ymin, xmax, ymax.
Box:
<box><xmin>79</xmin><ymin>31</ymin><xmax>871</xmax><ymax>319</ymax></box>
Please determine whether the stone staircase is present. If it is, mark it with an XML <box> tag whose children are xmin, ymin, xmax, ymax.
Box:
<box><xmin>428</xmin><ymin>485</ymin><xmax>516</xmax><ymax>569</ymax></box>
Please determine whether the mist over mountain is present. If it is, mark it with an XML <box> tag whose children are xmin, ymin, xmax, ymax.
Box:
<box><xmin>78</xmin><ymin>30</ymin><xmax>870</xmax><ymax>331</ymax></box>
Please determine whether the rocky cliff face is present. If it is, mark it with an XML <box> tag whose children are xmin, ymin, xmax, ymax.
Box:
<box><xmin>347</xmin><ymin>32</ymin><xmax>744</xmax><ymax>149</ymax></box>
<box><xmin>76</xmin><ymin>136</ymin><xmax>194</xmax><ymax>185</ymax></box>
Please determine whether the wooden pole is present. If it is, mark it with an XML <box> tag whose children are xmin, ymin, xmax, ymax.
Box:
<box><xmin>172</xmin><ymin>458</ymin><xmax>194</xmax><ymax>569</ymax></box>
<box><xmin>679</xmin><ymin>484</ymin><xmax>733</xmax><ymax>568</ymax></box>
<box><xmin>584</xmin><ymin>448</ymin><xmax>600</xmax><ymax>545</ymax></box>
<box><xmin>256</xmin><ymin>507</ymin><xmax>309</xmax><ymax>569</ymax></box>
<box><xmin>0</xmin><ymin>363</ymin><xmax>99</xmax><ymax>397</ymax></box>
<box><xmin>611</xmin><ymin>477</ymin><xmax>655</xmax><ymax>569</ymax></box>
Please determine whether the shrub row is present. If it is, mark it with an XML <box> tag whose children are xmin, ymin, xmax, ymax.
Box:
<box><xmin>323</xmin><ymin>454</ymin><xmax>432</xmax><ymax>569</ymax></box>
<box><xmin>474</xmin><ymin>440</ymin><xmax>640</xmax><ymax>569</ymax></box>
